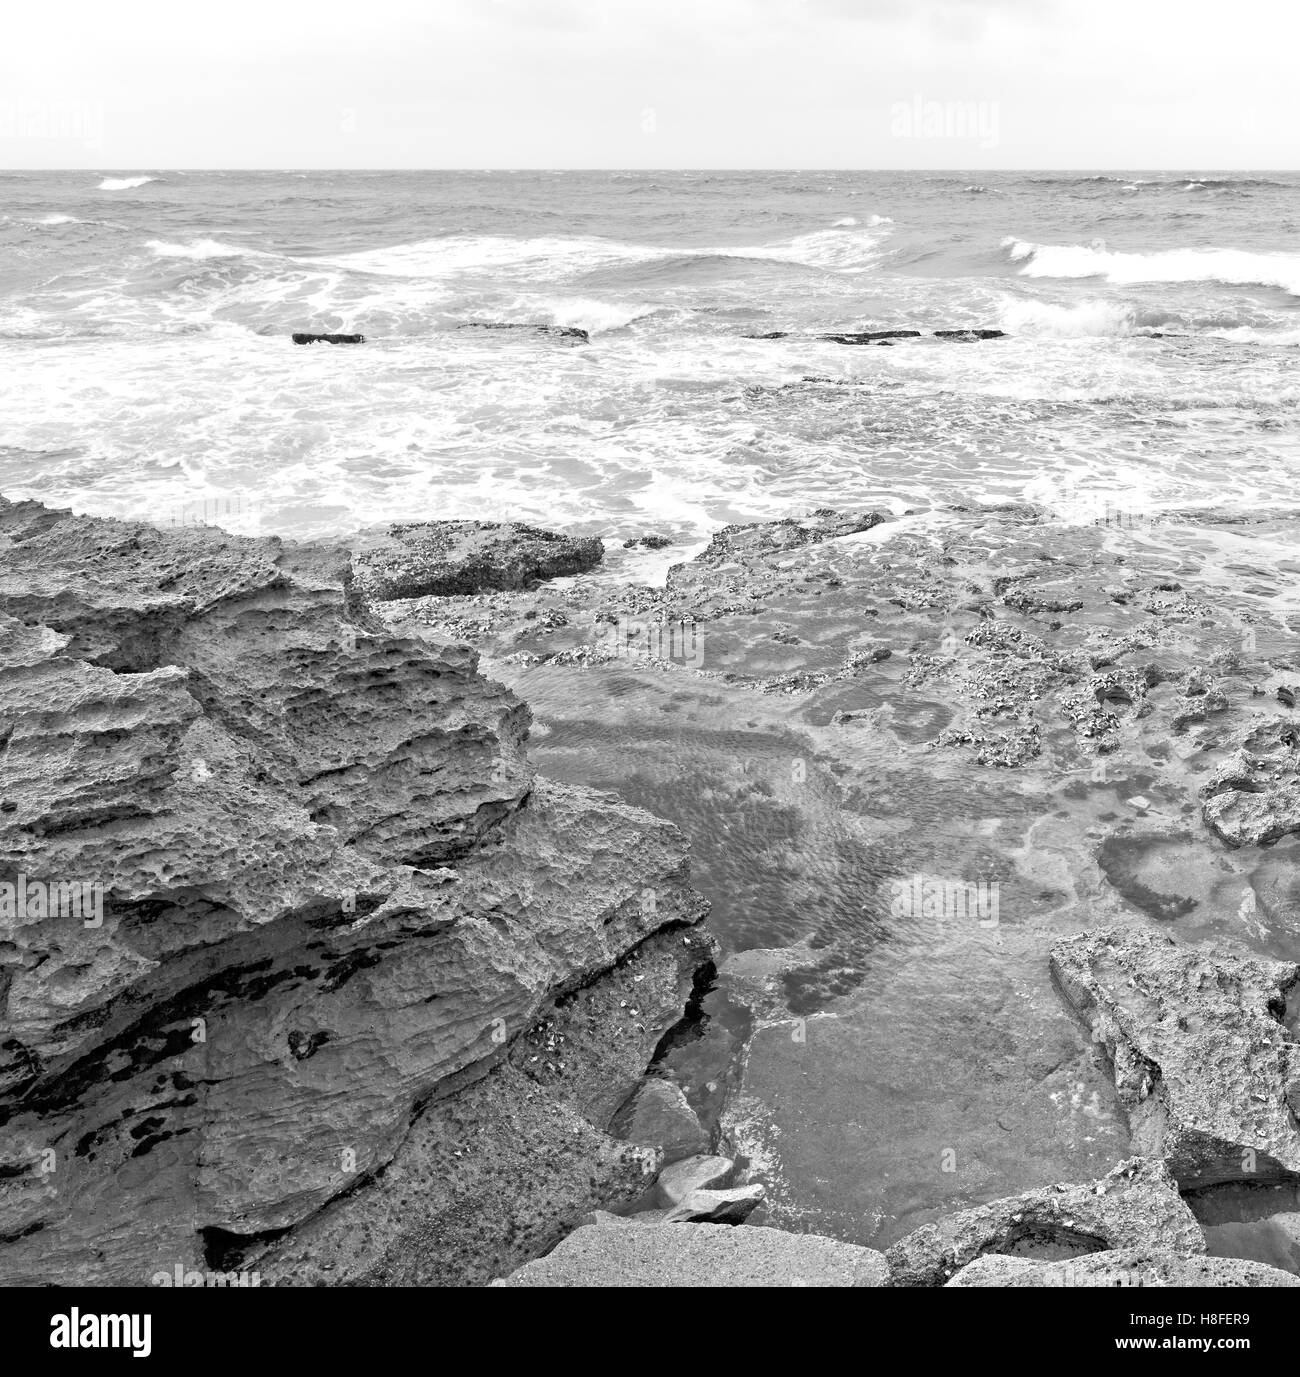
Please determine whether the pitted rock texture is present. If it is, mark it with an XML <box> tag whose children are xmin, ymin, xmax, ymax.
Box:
<box><xmin>885</xmin><ymin>1156</ymin><xmax>1204</xmax><ymax>1286</ymax></box>
<box><xmin>947</xmin><ymin>1247</ymin><xmax>1300</xmax><ymax>1287</ymax></box>
<box><xmin>1050</xmin><ymin>927</ymin><xmax>1300</xmax><ymax>1187</ymax></box>
<box><xmin>492</xmin><ymin>1220</ymin><xmax>890</xmax><ymax>1287</ymax></box>
<box><xmin>0</xmin><ymin>498</ymin><xmax>709</xmax><ymax>1286</ymax></box>
<box><xmin>350</xmin><ymin>520</ymin><xmax>604</xmax><ymax>602</ymax></box>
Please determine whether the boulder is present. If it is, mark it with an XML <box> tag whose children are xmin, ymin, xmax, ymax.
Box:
<box><xmin>886</xmin><ymin>1157</ymin><xmax>1204</xmax><ymax>1286</ymax></box>
<box><xmin>934</xmin><ymin>329</ymin><xmax>1004</xmax><ymax>341</ymax></box>
<box><xmin>351</xmin><ymin>520</ymin><xmax>604</xmax><ymax>601</ymax></box>
<box><xmin>0</xmin><ymin>498</ymin><xmax>711</xmax><ymax>1286</ymax></box>
<box><xmin>1050</xmin><ymin>927</ymin><xmax>1300</xmax><ymax>1187</ymax></box>
<box><xmin>492</xmin><ymin>1221</ymin><xmax>890</xmax><ymax>1286</ymax></box>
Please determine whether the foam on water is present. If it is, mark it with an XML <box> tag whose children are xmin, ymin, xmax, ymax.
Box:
<box><xmin>1005</xmin><ymin>237</ymin><xmax>1300</xmax><ymax>295</ymax></box>
<box><xmin>97</xmin><ymin>176</ymin><xmax>158</xmax><ymax>191</ymax></box>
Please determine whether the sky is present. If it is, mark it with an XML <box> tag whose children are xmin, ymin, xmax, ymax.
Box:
<box><xmin>0</xmin><ymin>0</ymin><xmax>1294</xmax><ymax>169</ymax></box>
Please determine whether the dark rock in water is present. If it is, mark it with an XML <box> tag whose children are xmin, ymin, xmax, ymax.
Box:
<box><xmin>351</xmin><ymin>520</ymin><xmax>605</xmax><ymax>601</ymax></box>
<box><xmin>818</xmin><ymin>330</ymin><xmax>921</xmax><ymax>344</ymax></box>
<box><xmin>609</xmin><ymin>1078</ymin><xmax>709</xmax><ymax>1165</ymax></box>
<box><xmin>622</xmin><ymin>534</ymin><xmax>673</xmax><ymax>551</ymax></box>
<box><xmin>933</xmin><ymin>329</ymin><xmax>1005</xmax><ymax>341</ymax></box>
<box><xmin>292</xmin><ymin>332</ymin><xmax>365</xmax><ymax>344</ymax></box>
<box><xmin>742</xmin><ymin>331</ymin><xmax>789</xmax><ymax>339</ymax></box>
<box><xmin>688</xmin><ymin>509</ymin><xmax>885</xmax><ymax>569</ymax></box>
<box><xmin>456</xmin><ymin>322</ymin><xmax>589</xmax><ymax>344</ymax></box>
<box><xmin>0</xmin><ymin>496</ymin><xmax>711</xmax><ymax>1286</ymax></box>
<box><xmin>1049</xmin><ymin>927</ymin><xmax>1300</xmax><ymax>1187</ymax></box>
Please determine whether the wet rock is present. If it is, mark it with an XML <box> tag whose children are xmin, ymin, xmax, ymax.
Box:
<box><xmin>610</xmin><ymin>1078</ymin><xmax>709</xmax><ymax>1164</ymax></box>
<box><xmin>1200</xmin><ymin>727</ymin><xmax>1300</xmax><ymax>847</ymax></box>
<box><xmin>1050</xmin><ymin>927</ymin><xmax>1300</xmax><ymax>1187</ymax></box>
<box><xmin>934</xmin><ymin>329</ymin><xmax>1005</xmax><ymax>341</ymax></box>
<box><xmin>351</xmin><ymin>520</ymin><xmax>604</xmax><ymax>601</ymax></box>
<box><xmin>455</xmin><ymin>322</ymin><xmax>589</xmax><ymax>344</ymax></box>
<box><xmin>292</xmin><ymin>332</ymin><xmax>365</xmax><ymax>344</ymax></box>
<box><xmin>947</xmin><ymin>1247</ymin><xmax>1300</xmax><ymax>1287</ymax></box>
<box><xmin>622</xmin><ymin>535</ymin><xmax>672</xmax><ymax>550</ymax></box>
<box><xmin>885</xmin><ymin>1156</ymin><xmax>1204</xmax><ymax>1286</ymax></box>
<box><xmin>663</xmin><ymin>1183</ymin><xmax>765</xmax><ymax>1223</ymax></box>
<box><xmin>655</xmin><ymin>1153</ymin><xmax>737</xmax><ymax>1206</ymax></box>
<box><xmin>492</xmin><ymin>1221</ymin><xmax>890</xmax><ymax>1286</ymax></box>
<box><xmin>818</xmin><ymin>330</ymin><xmax>921</xmax><ymax>344</ymax></box>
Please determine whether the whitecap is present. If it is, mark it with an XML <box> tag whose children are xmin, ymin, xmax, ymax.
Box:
<box><xmin>98</xmin><ymin>176</ymin><xmax>157</xmax><ymax>191</ymax></box>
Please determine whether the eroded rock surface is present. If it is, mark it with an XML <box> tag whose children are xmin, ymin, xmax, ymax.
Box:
<box><xmin>350</xmin><ymin>520</ymin><xmax>604</xmax><ymax>602</ymax></box>
<box><xmin>886</xmin><ymin>1156</ymin><xmax>1203</xmax><ymax>1286</ymax></box>
<box><xmin>492</xmin><ymin>1220</ymin><xmax>889</xmax><ymax>1287</ymax></box>
<box><xmin>0</xmin><ymin>497</ymin><xmax>709</xmax><ymax>1286</ymax></box>
<box><xmin>1050</xmin><ymin>927</ymin><xmax>1300</xmax><ymax>1187</ymax></box>
<box><xmin>947</xmin><ymin>1247</ymin><xmax>1300</xmax><ymax>1287</ymax></box>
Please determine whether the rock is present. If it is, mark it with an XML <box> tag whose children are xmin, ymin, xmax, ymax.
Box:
<box><xmin>947</xmin><ymin>1247</ymin><xmax>1300</xmax><ymax>1287</ymax></box>
<box><xmin>622</xmin><ymin>535</ymin><xmax>673</xmax><ymax>550</ymax></box>
<box><xmin>292</xmin><ymin>332</ymin><xmax>365</xmax><ymax>344</ymax></box>
<box><xmin>455</xmin><ymin>322</ymin><xmax>588</xmax><ymax>344</ymax></box>
<box><xmin>685</xmin><ymin>509</ymin><xmax>886</xmax><ymax>571</ymax></box>
<box><xmin>0</xmin><ymin>498</ymin><xmax>711</xmax><ymax>1286</ymax></box>
<box><xmin>351</xmin><ymin>520</ymin><xmax>605</xmax><ymax>601</ymax></box>
<box><xmin>1200</xmin><ymin>727</ymin><xmax>1300</xmax><ymax>847</ymax></box>
<box><xmin>934</xmin><ymin>329</ymin><xmax>1005</xmax><ymax>341</ymax></box>
<box><xmin>492</xmin><ymin>1221</ymin><xmax>890</xmax><ymax>1286</ymax></box>
<box><xmin>885</xmin><ymin>1157</ymin><xmax>1204</xmax><ymax>1286</ymax></box>
<box><xmin>817</xmin><ymin>330</ymin><xmax>921</xmax><ymax>344</ymax></box>
<box><xmin>610</xmin><ymin>1078</ymin><xmax>709</xmax><ymax>1164</ymax></box>
<box><xmin>663</xmin><ymin>1183</ymin><xmax>766</xmax><ymax>1224</ymax></box>
<box><xmin>654</xmin><ymin>1153</ymin><xmax>737</xmax><ymax>1206</ymax></box>
<box><xmin>1050</xmin><ymin>927</ymin><xmax>1300</xmax><ymax>1187</ymax></box>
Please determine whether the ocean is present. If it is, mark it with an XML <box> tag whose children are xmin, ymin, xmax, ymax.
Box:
<box><xmin>1</xmin><ymin>168</ymin><xmax>1298</xmax><ymax>563</ymax></box>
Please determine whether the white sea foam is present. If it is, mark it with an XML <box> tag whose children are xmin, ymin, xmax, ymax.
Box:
<box><xmin>146</xmin><ymin>238</ymin><xmax>269</xmax><ymax>260</ymax></box>
<box><xmin>833</xmin><ymin>216</ymin><xmax>858</xmax><ymax>227</ymax></box>
<box><xmin>98</xmin><ymin>176</ymin><xmax>157</xmax><ymax>191</ymax></box>
<box><xmin>1004</xmin><ymin>237</ymin><xmax>1300</xmax><ymax>295</ymax></box>
<box><xmin>35</xmin><ymin>214</ymin><xmax>83</xmax><ymax>226</ymax></box>
<box><xmin>998</xmin><ymin>297</ymin><xmax>1136</xmax><ymax>337</ymax></box>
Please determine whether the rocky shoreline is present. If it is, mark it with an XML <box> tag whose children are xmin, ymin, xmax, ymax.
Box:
<box><xmin>5</xmin><ymin>494</ymin><xmax>1300</xmax><ymax>1286</ymax></box>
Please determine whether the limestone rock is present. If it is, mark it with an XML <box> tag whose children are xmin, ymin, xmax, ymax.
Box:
<box><xmin>492</xmin><ymin>1221</ymin><xmax>890</xmax><ymax>1287</ymax></box>
<box><xmin>947</xmin><ymin>1247</ymin><xmax>1300</xmax><ymax>1287</ymax></box>
<box><xmin>351</xmin><ymin>520</ymin><xmax>604</xmax><ymax>601</ymax></box>
<box><xmin>1050</xmin><ymin>927</ymin><xmax>1300</xmax><ymax>1186</ymax></box>
<box><xmin>886</xmin><ymin>1156</ymin><xmax>1204</xmax><ymax>1286</ymax></box>
<box><xmin>0</xmin><ymin>499</ymin><xmax>710</xmax><ymax>1286</ymax></box>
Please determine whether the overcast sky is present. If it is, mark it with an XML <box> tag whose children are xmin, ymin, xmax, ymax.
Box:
<box><xmin>1</xmin><ymin>0</ymin><xmax>1294</xmax><ymax>169</ymax></box>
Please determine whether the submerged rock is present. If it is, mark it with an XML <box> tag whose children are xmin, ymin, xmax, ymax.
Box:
<box><xmin>947</xmin><ymin>1247</ymin><xmax>1300</xmax><ymax>1287</ymax></box>
<box><xmin>351</xmin><ymin>520</ymin><xmax>604</xmax><ymax>601</ymax></box>
<box><xmin>291</xmin><ymin>331</ymin><xmax>365</xmax><ymax>345</ymax></box>
<box><xmin>818</xmin><ymin>330</ymin><xmax>921</xmax><ymax>344</ymax></box>
<box><xmin>610</xmin><ymin>1077</ymin><xmax>709</xmax><ymax>1164</ymax></box>
<box><xmin>492</xmin><ymin>1220</ymin><xmax>889</xmax><ymax>1286</ymax></box>
<box><xmin>885</xmin><ymin>1157</ymin><xmax>1204</xmax><ymax>1286</ymax></box>
<box><xmin>455</xmin><ymin>322</ymin><xmax>589</xmax><ymax>344</ymax></box>
<box><xmin>1050</xmin><ymin>927</ymin><xmax>1300</xmax><ymax>1187</ymax></box>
